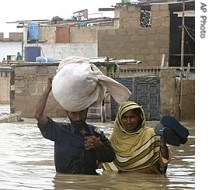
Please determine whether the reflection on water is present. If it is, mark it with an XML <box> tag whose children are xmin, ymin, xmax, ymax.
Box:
<box><xmin>0</xmin><ymin>120</ymin><xmax>195</xmax><ymax>190</ymax></box>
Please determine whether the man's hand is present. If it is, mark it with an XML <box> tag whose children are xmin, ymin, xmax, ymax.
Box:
<box><xmin>84</xmin><ymin>135</ymin><xmax>103</xmax><ymax>150</ymax></box>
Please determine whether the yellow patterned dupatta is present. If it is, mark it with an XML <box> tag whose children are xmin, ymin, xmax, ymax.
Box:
<box><xmin>103</xmin><ymin>101</ymin><xmax>161</xmax><ymax>172</ymax></box>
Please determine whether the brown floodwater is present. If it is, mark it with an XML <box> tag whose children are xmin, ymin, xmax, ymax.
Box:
<box><xmin>0</xmin><ymin>119</ymin><xmax>195</xmax><ymax>190</ymax></box>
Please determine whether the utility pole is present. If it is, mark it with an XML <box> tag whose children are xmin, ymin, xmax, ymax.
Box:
<box><xmin>181</xmin><ymin>0</ymin><xmax>185</xmax><ymax>67</ymax></box>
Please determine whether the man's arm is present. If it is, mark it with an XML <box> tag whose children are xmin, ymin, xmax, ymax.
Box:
<box><xmin>96</xmin><ymin>138</ymin><xmax>115</xmax><ymax>162</ymax></box>
<box><xmin>94</xmin><ymin>133</ymin><xmax>115</xmax><ymax>162</ymax></box>
<box><xmin>84</xmin><ymin>132</ymin><xmax>115</xmax><ymax>162</ymax></box>
<box><xmin>34</xmin><ymin>76</ymin><xmax>53</xmax><ymax>125</ymax></box>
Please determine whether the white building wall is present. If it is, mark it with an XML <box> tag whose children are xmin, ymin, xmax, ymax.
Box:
<box><xmin>0</xmin><ymin>42</ymin><xmax>22</xmax><ymax>61</ymax></box>
<box><xmin>23</xmin><ymin>43</ymin><xmax>98</xmax><ymax>61</ymax></box>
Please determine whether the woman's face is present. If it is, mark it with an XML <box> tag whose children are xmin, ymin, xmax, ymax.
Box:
<box><xmin>121</xmin><ymin>110</ymin><xmax>141</xmax><ymax>132</ymax></box>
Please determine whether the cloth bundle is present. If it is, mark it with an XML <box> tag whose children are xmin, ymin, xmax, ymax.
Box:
<box><xmin>52</xmin><ymin>56</ymin><xmax>132</xmax><ymax>112</ymax></box>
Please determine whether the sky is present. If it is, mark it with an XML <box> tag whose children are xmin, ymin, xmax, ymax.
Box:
<box><xmin>0</xmin><ymin>0</ymin><xmax>121</xmax><ymax>37</ymax></box>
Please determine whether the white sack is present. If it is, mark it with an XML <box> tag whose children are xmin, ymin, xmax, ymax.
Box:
<box><xmin>52</xmin><ymin>56</ymin><xmax>131</xmax><ymax>112</ymax></box>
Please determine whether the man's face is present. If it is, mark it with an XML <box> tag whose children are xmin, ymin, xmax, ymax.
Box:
<box><xmin>66</xmin><ymin>109</ymin><xmax>88</xmax><ymax>126</ymax></box>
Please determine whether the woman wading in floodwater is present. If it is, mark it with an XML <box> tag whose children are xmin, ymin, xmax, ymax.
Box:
<box><xmin>103</xmin><ymin>101</ymin><xmax>171</xmax><ymax>174</ymax></box>
<box><xmin>103</xmin><ymin>101</ymin><xmax>189</xmax><ymax>174</ymax></box>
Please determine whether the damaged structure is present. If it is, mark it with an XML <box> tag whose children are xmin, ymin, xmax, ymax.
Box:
<box><xmin>0</xmin><ymin>0</ymin><xmax>195</xmax><ymax>121</ymax></box>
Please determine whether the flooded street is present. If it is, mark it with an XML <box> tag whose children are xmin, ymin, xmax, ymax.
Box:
<box><xmin>0</xmin><ymin>117</ymin><xmax>195</xmax><ymax>190</ymax></box>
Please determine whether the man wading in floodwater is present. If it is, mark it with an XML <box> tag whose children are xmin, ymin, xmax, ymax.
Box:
<box><xmin>34</xmin><ymin>76</ymin><xmax>115</xmax><ymax>175</ymax></box>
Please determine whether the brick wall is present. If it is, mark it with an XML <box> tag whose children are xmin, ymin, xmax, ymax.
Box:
<box><xmin>19</xmin><ymin>4</ymin><xmax>170</xmax><ymax>66</ymax></box>
<box><xmin>4</xmin><ymin>63</ymin><xmax>194</xmax><ymax>121</ymax></box>
<box><xmin>98</xmin><ymin>3</ymin><xmax>170</xmax><ymax>66</ymax></box>
<box><xmin>11</xmin><ymin>63</ymin><xmax>61</xmax><ymax>118</ymax></box>
<box><xmin>0</xmin><ymin>32</ymin><xmax>22</xmax><ymax>42</ymax></box>
<box><xmin>159</xmin><ymin>68</ymin><xmax>179</xmax><ymax>118</ymax></box>
<box><xmin>180</xmin><ymin>79</ymin><xmax>195</xmax><ymax>120</ymax></box>
<box><xmin>0</xmin><ymin>71</ymin><xmax>10</xmax><ymax>104</ymax></box>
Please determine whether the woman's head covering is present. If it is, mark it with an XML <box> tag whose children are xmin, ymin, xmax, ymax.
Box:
<box><xmin>115</xmin><ymin>101</ymin><xmax>146</xmax><ymax>134</ymax></box>
<box><xmin>108</xmin><ymin>101</ymin><xmax>160</xmax><ymax>172</ymax></box>
<box><xmin>110</xmin><ymin>101</ymin><xmax>151</xmax><ymax>154</ymax></box>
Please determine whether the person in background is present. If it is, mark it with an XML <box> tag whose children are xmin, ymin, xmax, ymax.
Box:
<box><xmin>34</xmin><ymin>76</ymin><xmax>115</xmax><ymax>175</ymax></box>
<box><xmin>103</xmin><ymin>101</ymin><xmax>170</xmax><ymax>174</ymax></box>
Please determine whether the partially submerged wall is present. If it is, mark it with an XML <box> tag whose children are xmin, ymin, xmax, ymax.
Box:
<box><xmin>180</xmin><ymin>79</ymin><xmax>195</xmax><ymax>120</ymax></box>
<box><xmin>10</xmin><ymin>63</ymin><xmax>61</xmax><ymax>118</ymax></box>
<box><xmin>0</xmin><ymin>68</ymin><xmax>11</xmax><ymax>104</ymax></box>
<box><xmin>5</xmin><ymin>63</ymin><xmax>194</xmax><ymax>121</ymax></box>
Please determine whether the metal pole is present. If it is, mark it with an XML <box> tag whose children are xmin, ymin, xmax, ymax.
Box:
<box><xmin>181</xmin><ymin>0</ymin><xmax>185</xmax><ymax>67</ymax></box>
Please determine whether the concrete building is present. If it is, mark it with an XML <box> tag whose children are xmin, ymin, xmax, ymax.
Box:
<box><xmin>10</xmin><ymin>0</ymin><xmax>194</xmax><ymax>67</ymax></box>
<box><xmin>0</xmin><ymin>32</ymin><xmax>23</xmax><ymax>62</ymax></box>
<box><xmin>0</xmin><ymin>0</ymin><xmax>195</xmax><ymax>121</ymax></box>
